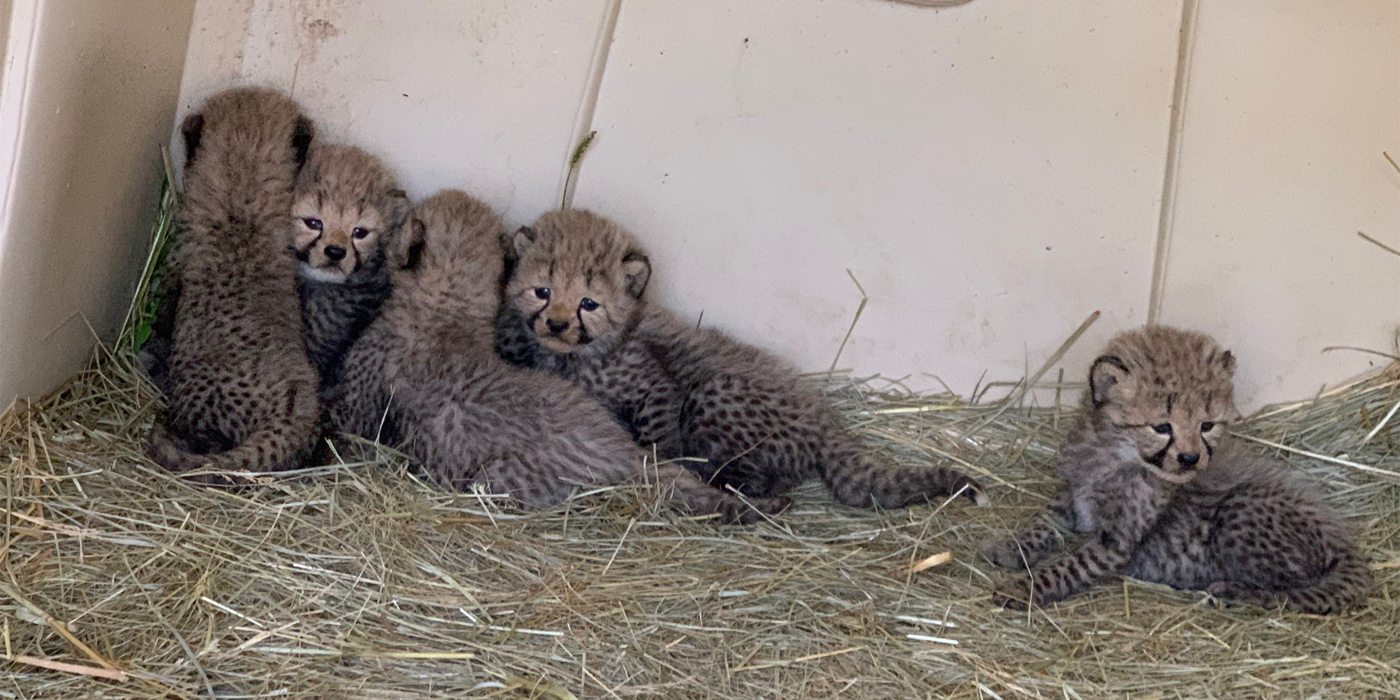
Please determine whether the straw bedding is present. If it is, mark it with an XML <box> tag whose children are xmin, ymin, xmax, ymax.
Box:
<box><xmin>3</xmin><ymin>173</ymin><xmax>1398</xmax><ymax>699</ymax></box>
<box><xmin>2</xmin><ymin>339</ymin><xmax>1397</xmax><ymax>699</ymax></box>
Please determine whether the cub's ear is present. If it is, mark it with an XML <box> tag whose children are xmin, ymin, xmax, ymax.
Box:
<box><xmin>507</xmin><ymin>226</ymin><xmax>536</xmax><ymax>260</ymax></box>
<box><xmin>392</xmin><ymin>217</ymin><xmax>427</xmax><ymax>271</ymax></box>
<box><xmin>291</xmin><ymin>116</ymin><xmax>315</xmax><ymax>171</ymax></box>
<box><xmin>180</xmin><ymin>113</ymin><xmax>204</xmax><ymax>168</ymax></box>
<box><xmin>384</xmin><ymin>189</ymin><xmax>411</xmax><ymax>230</ymax></box>
<box><xmin>1088</xmin><ymin>355</ymin><xmax>1133</xmax><ymax>407</ymax></box>
<box><xmin>1220</xmin><ymin>349</ymin><xmax>1236</xmax><ymax>374</ymax></box>
<box><xmin>621</xmin><ymin>251</ymin><xmax>651</xmax><ymax>298</ymax></box>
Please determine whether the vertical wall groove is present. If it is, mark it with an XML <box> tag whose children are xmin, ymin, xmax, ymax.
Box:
<box><xmin>0</xmin><ymin>0</ymin><xmax>43</xmax><ymax>315</ymax></box>
<box><xmin>558</xmin><ymin>0</ymin><xmax>623</xmax><ymax>209</ymax></box>
<box><xmin>1146</xmin><ymin>0</ymin><xmax>1200</xmax><ymax>325</ymax></box>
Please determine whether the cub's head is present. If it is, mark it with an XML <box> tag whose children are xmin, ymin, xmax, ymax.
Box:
<box><xmin>1088</xmin><ymin>326</ymin><xmax>1238</xmax><ymax>483</ymax></box>
<box><xmin>503</xmin><ymin>209</ymin><xmax>651</xmax><ymax>355</ymax></box>
<box><xmin>389</xmin><ymin>189</ymin><xmax>504</xmax><ymax>306</ymax></box>
<box><xmin>180</xmin><ymin>87</ymin><xmax>314</xmax><ymax>204</ymax></box>
<box><xmin>292</xmin><ymin>144</ymin><xmax>408</xmax><ymax>283</ymax></box>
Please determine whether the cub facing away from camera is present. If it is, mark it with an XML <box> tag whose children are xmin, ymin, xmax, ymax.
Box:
<box><xmin>292</xmin><ymin>143</ymin><xmax>409</xmax><ymax>389</ymax></box>
<box><xmin>495</xmin><ymin>210</ymin><xmax>986</xmax><ymax>510</ymax></box>
<box><xmin>138</xmin><ymin>143</ymin><xmax>408</xmax><ymax>396</ymax></box>
<box><xmin>148</xmin><ymin>87</ymin><xmax>320</xmax><ymax>477</ymax></box>
<box><xmin>329</xmin><ymin>191</ymin><xmax>787</xmax><ymax>523</ymax></box>
<box><xmin>981</xmin><ymin>326</ymin><xmax>1370</xmax><ymax>614</ymax></box>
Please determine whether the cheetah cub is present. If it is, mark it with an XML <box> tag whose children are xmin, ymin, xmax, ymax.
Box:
<box><xmin>982</xmin><ymin>326</ymin><xmax>1370</xmax><ymax>614</ymax></box>
<box><xmin>137</xmin><ymin>144</ymin><xmax>407</xmax><ymax>395</ymax></box>
<box><xmin>329</xmin><ymin>191</ymin><xmax>787</xmax><ymax>523</ymax></box>
<box><xmin>495</xmin><ymin>210</ymin><xmax>987</xmax><ymax>510</ymax></box>
<box><xmin>148</xmin><ymin>87</ymin><xmax>320</xmax><ymax>477</ymax></box>
<box><xmin>292</xmin><ymin>143</ymin><xmax>409</xmax><ymax>389</ymax></box>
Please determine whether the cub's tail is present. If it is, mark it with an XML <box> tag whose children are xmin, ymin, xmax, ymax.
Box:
<box><xmin>819</xmin><ymin>426</ymin><xmax>988</xmax><ymax>509</ymax></box>
<box><xmin>1286</xmin><ymin>552</ymin><xmax>1372</xmax><ymax>615</ymax></box>
<box><xmin>1217</xmin><ymin>551</ymin><xmax>1372</xmax><ymax>616</ymax></box>
<box><xmin>149</xmin><ymin>382</ymin><xmax>319</xmax><ymax>479</ymax></box>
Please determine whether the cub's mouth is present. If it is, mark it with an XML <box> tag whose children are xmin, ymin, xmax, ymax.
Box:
<box><xmin>296</xmin><ymin>244</ymin><xmax>355</xmax><ymax>284</ymax></box>
<box><xmin>530</xmin><ymin>316</ymin><xmax>592</xmax><ymax>353</ymax></box>
<box><xmin>1140</xmin><ymin>462</ymin><xmax>1197</xmax><ymax>484</ymax></box>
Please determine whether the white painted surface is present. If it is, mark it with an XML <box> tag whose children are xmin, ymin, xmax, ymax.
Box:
<box><xmin>2</xmin><ymin>0</ymin><xmax>1390</xmax><ymax>405</ymax></box>
<box><xmin>574</xmin><ymin>0</ymin><xmax>1184</xmax><ymax>399</ymax></box>
<box><xmin>174</xmin><ymin>0</ymin><xmax>614</xmax><ymax>228</ymax></box>
<box><xmin>0</xmin><ymin>0</ymin><xmax>194</xmax><ymax>405</ymax></box>
<box><xmin>1156</xmin><ymin>0</ymin><xmax>1400</xmax><ymax>409</ymax></box>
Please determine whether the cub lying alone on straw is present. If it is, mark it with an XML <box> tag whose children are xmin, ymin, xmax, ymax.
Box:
<box><xmin>982</xmin><ymin>326</ymin><xmax>1370</xmax><ymax>615</ymax></box>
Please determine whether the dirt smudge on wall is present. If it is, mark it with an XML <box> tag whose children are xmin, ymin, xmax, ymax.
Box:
<box><xmin>292</xmin><ymin>0</ymin><xmax>344</xmax><ymax>65</ymax></box>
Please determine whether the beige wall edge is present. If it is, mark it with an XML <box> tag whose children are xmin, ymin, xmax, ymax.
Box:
<box><xmin>0</xmin><ymin>0</ymin><xmax>196</xmax><ymax>405</ymax></box>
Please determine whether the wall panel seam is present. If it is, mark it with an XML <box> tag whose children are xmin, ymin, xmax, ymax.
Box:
<box><xmin>1147</xmin><ymin>0</ymin><xmax>1200</xmax><ymax>325</ymax></box>
<box><xmin>558</xmin><ymin>0</ymin><xmax>623</xmax><ymax>209</ymax></box>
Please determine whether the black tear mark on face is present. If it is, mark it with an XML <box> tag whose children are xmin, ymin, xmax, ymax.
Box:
<box><xmin>575</xmin><ymin>305</ymin><xmax>594</xmax><ymax>346</ymax></box>
<box><xmin>180</xmin><ymin>113</ymin><xmax>205</xmax><ymax>168</ymax></box>
<box><xmin>1148</xmin><ymin>434</ymin><xmax>1174</xmax><ymax>467</ymax></box>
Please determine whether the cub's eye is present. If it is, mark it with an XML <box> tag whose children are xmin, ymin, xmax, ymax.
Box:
<box><xmin>303</xmin><ymin>217</ymin><xmax>323</xmax><ymax>231</ymax></box>
<box><xmin>1200</xmin><ymin>421</ymin><xmax>1216</xmax><ymax>433</ymax></box>
<box><xmin>533</xmin><ymin>288</ymin><xmax>551</xmax><ymax>300</ymax></box>
<box><xmin>1151</xmin><ymin>423</ymin><xmax>1173</xmax><ymax>435</ymax></box>
<box><xmin>351</xmin><ymin>227</ymin><xmax>370</xmax><ymax>240</ymax></box>
<box><xmin>579</xmin><ymin>298</ymin><xmax>600</xmax><ymax>312</ymax></box>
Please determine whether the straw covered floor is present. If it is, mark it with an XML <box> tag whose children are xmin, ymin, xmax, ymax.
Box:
<box><xmin>4</xmin><ymin>172</ymin><xmax>1400</xmax><ymax>699</ymax></box>
<box><xmin>2</xmin><ymin>336</ymin><xmax>1398</xmax><ymax>699</ymax></box>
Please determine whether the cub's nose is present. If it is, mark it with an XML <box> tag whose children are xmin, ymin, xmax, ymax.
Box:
<box><xmin>324</xmin><ymin>245</ymin><xmax>347</xmax><ymax>261</ymax></box>
<box><xmin>1177</xmin><ymin>453</ymin><xmax>1200</xmax><ymax>469</ymax></box>
<box><xmin>545</xmin><ymin>319</ymin><xmax>570</xmax><ymax>334</ymax></box>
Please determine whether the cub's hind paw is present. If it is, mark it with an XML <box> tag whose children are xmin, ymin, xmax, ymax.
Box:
<box><xmin>991</xmin><ymin>576</ymin><xmax>1037</xmax><ymax>611</ymax></box>
<box><xmin>979</xmin><ymin>538</ymin><xmax>1035</xmax><ymax>570</ymax></box>
<box><xmin>961</xmin><ymin>478</ymin><xmax>991</xmax><ymax>508</ymax></box>
<box><xmin>755</xmin><ymin>495</ymin><xmax>792</xmax><ymax>515</ymax></box>
<box><xmin>1206</xmin><ymin>580</ymin><xmax>1244</xmax><ymax>600</ymax></box>
<box><xmin>716</xmin><ymin>494</ymin><xmax>790</xmax><ymax>525</ymax></box>
<box><xmin>1206</xmin><ymin>581</ymin><xmax>1278</xmax><ymax>608</ymax></box>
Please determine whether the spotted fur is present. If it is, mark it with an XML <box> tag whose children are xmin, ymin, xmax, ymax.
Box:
<box><xmin>292</xmin><ymin>144</ymin><xmax>409</xmax><ymax>388</ymax></box>
<box><xmin>147</xmin><ymin>87</ymin><xmax>320</xmax><ymax>478</ymax></box>
<box><xmin>329</xmin><ymin>191</ymin><xmax>785</xmax><ymax>523</ymax></box>
<box><xmin>495</xmin><ymin>210</ymin><xmax>987</xmax><ymax>510</ymax></box>
<box><xmin>982</xmin><ymin>326</ymin><xmax>1370</xmax><ymax>615</ymax></box>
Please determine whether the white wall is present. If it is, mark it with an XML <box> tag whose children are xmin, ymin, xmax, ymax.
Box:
<box><xmin>1155</xmin><ymin>0</ymin><xmax>1400</xmax><ymax>407</ymax></box>
<box><xmin>174</xmin><ymin>0</ymin><xmax>616</xmax><ymax>228</ymax></box>
<box><xmin>574</xmin><ymin>0</ymin><xmax>1184</xmax><ymax>401</ymax></box>
<box><xmin>155</xmin><ymin>0</ymin><xmax>1400</xmax><ymax>409</ymax></box>
<box><xmin>0</xmin><ymin>0</ymin><xmax>195</xmax><ymax>405</ymax></box>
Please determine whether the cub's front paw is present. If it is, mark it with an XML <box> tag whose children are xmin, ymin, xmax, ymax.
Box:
<box><xmin>717</xmin><ymin>495</ymin><xmax>790</xmax><ymax>524</ymax></box>
<box><xmin>1206</xmin><ymin>580</ymin><xmax>1276</xmax><ymax>607</ymax></box>
<box><xmin>755</xmin><ymin>495</ymin><xmax>793</xmax><ymax>516</ymax></box>
<box><xmin>991</xmin><ymin>576</ymin><xmax>1037</xmax><ymax>611</ymax></box>
<box><xmin>958</xmin><ymin>477</ymin><xmax>992</xmax><ymax>508</ymax></box>
<box><xmin>1205</xmin><ymin>580</ymin><xmax>1244</xmax><ymax>600</ymax></box>
<box><xmin>979</xmin><ymin>538</ymin><xmax>1031</xmax><ymax>570</ymax></box>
